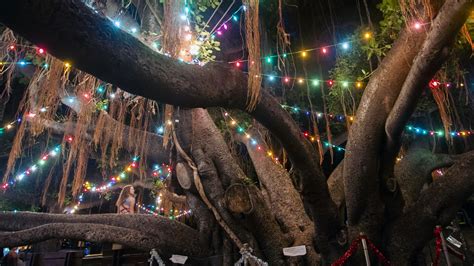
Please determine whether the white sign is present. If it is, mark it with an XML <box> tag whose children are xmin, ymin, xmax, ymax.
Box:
<box><xmin>170</xmin><ymin>254</ymin><xmax>188</xmax><ymax>264</ymax></box>
<box><xmin>283</xmin><ymin>245</ymin><xmax>307</xmax><ymax>257</ymax></box>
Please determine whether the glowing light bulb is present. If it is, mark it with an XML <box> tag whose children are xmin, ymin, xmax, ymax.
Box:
<box><xmin>364</xmin><ymin>32</ymin><xmax>371</xmax><ymax>40</ymax></box>
<box><xmin>230</xmin><ymin>120</ymin><xmax>236</xmax><ymax>126</ymax></box>
<box><xmin>9</xmin><ymin>45</ymin><xmax>15</xmax><ymax>50</ymax></box>
<box><xmin>266</xmin><ymin>57</ymin><xmax>271</xmax><ymax>63</ymax></box>
<box><xmin>312</xmin><ymin>80</ymin><xmax>320</xmax><ymax>86</ymax></box>
<box><xmin>322</xmin><ymin>47</ymin><xmax>328</xmax><ymax>54</ymax></box>
<box><xmin>38</xmin><ymin>48</ymin><xmax>45</xmax><ymax>54</ymax></box>
<box><xmin>298</xmin><ymin>78</ymin><xmax>304</xmax><ymax>84</ymax></box>
<box><xmin>232</xmin><ymin>15</ymin><xmax>238</xmax><ymax>21</ymax></box>
<box><xmin>284</xmin><ymin>77</ymin><xmax>290</xmax><ymax>83</ymax></box>
<box><xmin>64</xmin><ymin>62</ymin><xmax>71</xmax><ymax>68</ymax></box>
<box><xmin>301</xmin><ymin>51</ymin><xmax>307</xmax><ymax>57</ymax></box>
<box><xmin>356</xmin><ymin>82</ymin><xmax>362</xmax><ymax>88</ymax></box>
<box><xmin>327</xmin><ymin>80</ymin><xmax>334</xmax><ymax>86</ymax></box>
<box><xmin>413</xmin><ymin>22</ymin><xmax>422</xmax><ymax>30</ymax></box>
<box><xmin>157</xmin><ymin>126</ymin><xmax>164</xmax><ymax>134</ymax></box>
<box><xmin>268</xmin><ymin>75</ymin><xmax>275</xmax><ymax>81</ymax></box>
<box><xmin>236</xmin><ymin>62</ymin><xmax>241</xmax><ymax>67</ymax></box>
<box><xmin>19</xmin><ymin>60</ymin><xmax>26</xmax><ymax>66</ymax></box>
<box><xmin>131</xmin><ymin>27</ymin><xmax>137</xmax><ymax>33</ymax></box>
<box><xmin>342</xmin><ymin>81</ymin><xmax>349</xmax><ymax>88</ymax></box>
<box><xmin>342</xmin><ymin>42</ymin><xmax>349</xmax><ymax>50</ymax></box>
<box><xmin>114</xmin><ymin>21</ymin><xmax>121</xmax><ymax>27</ymax></box>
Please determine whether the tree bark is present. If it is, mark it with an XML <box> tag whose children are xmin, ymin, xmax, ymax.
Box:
<box><xmin>238</xmin><ymin>129</ymin><xmax>320</xmax><ymax>264</ymax></box>
<box><xmin>0</xmin><ymin>212</ymin><xmax>208</xmax><ymax>256</ymax></box>
<box><xmin>384</xmin><ymin>0</ymin><xmax>473</xmax><ymax>169</ymax></box>
<box><xmin>387</xmin><ymin>150</ymin><xmax>474</xmax><ymax>263</ymax></box>
<box><xmin>394</xmin><ymin>148</ymin><xmax>455</xmax><ymax>210</ymax></box>
<box><xmin>342</xmin><ymin>0</ymin><xmax>469</xmax><ymax>245</ymax></box>
<box><xmin>0</xmin><ymin>2</ymin><xmax>340</xmax><ymax>258</ymax></box>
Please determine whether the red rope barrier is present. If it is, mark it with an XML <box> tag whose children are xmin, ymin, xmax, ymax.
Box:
<box><xmin>331</xmin><ymin>235</ymin><xmax>391</xmax><ymax>266</ymax></box>
<box><xmin>331</xmin><ymin>236</ymin><xmax>362</xmax><ymax>266</ymax></box>
<box><xmin>433</xmin><ymin>227</ymin><xmax>443</xmax><ymax>266</ymax></box>
<box><xmin>365</xmin><ymin>237</ymin><xmax>390</xmax><ymax>266</ymax></box>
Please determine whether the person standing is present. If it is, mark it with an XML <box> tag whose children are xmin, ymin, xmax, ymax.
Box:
<box><xmin>115</xmin><ymin>185</ymin><xmax>136</xmax><ymax>214</ymax></box>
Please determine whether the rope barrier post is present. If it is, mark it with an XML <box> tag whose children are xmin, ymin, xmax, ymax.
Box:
<box><xmin>437</xmin><ymin>226</ymin><xmax>452</xmax><ymax>266</ymax></box>
<box><xmin>360</xmin><ymin>233</ymin><xmax>371</xmax><ymax>266</ymax></box>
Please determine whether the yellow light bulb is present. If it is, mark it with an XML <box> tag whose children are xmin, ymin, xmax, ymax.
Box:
<box><xmin>364</xmin><ymin>32</ymin><xmax>371</xmax><ymax>40</ymax></box>
<box><xmin>298</xmin><ymin>78</ymin><xmax>304</xmax><ymax>84</ymax></box>
<box><xmin>64</xmin><ymin>62</ymin><xmax>71</xmax><ymax>68</ymax></box>
<box><xmin>301</xmin><ymin>51</ymin><xmax>307</xmax><ymax>57</ymax></box>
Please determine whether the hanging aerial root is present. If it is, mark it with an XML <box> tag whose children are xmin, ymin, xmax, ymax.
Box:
<box><xmin>243</xmin><ymin>0</ymin><xmax>262</xmax><ymax>111</ymax></box>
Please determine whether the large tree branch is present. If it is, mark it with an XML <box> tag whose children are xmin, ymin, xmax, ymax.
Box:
<box><xmin>384</xmin><ymin>0</ymin><xmax>473</xmax><ymax>168</ymax></box>
<box><xmin>0</xmin><ymin>2</ymin><xmax>339</xmax><ymax>255</ymax></box>
<box><xmin>394</xmin><ymin>148</ymin><xmax>455</xmax><ymax>209</ymax></box>
<box><xmin>1</xmin><ymin>223</ymin><xmax>154</xmax><ymax>249</ymax></box>
<box><xmin>387</xmin><ymin>150</ymin><xmax>474</xmax><ymax>263</ymax></box>
<box><xmin>341</xmin><ymin>0</ymin><xmax>467</xmax><ymax>241</ymax></box>
<box><xmin>237</xmin><ymin>129</ymin><xmax>320</xmax><ymax>264</ymax></box>
<box><xmin>343</xmin><ymin>26</ymin><xmax>426</xmax><ymax>236</ymax></box>
<box><xmin>0</xmin><ymin>212</ymin><xmax>208</xmax><ymax>256</ymax></box>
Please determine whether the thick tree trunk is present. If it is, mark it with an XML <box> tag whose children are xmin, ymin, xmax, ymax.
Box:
<box><xmin>0</xmin><ymin>2</ymin><xmax>340</xmax><ymax>259</ymax></box>
<box><xmin>238</xmin><ymin>129</ymin><xmax>320</xmax><ymax>264</ymax></box>
<box><xmin>343</xmin><ymin>26</ymin><xmax>427</xmax><ymax>240</ymax></box>
<box><xmin>385</xmin><ymin>0</ymin><xmax>473</xmax><ymax>169</ymax></box>
<box><xmin>387</xmin><ymin>151</ymin><xmax>474</xmax><ymax>263</ymax></box>
<box><xmin>342</xmin><ymin>0</ymin><xmax>471</xmax><ymax>245</ymax></box>
<box><xmin>184</xmin><ymin>108</ymin><xmax>289</xmax><ymax>265</ymax></box>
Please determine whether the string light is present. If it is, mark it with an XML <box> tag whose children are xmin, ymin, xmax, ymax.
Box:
<box><xmin>342</xmin><ymin>42</ymin><xmax>350</xmax><ymax>50</ymax></box>
<box><xmin>406</xmin><ymin>125</ymin><xmax>474</xmax><ymax>137</ymax></box>
<box><xmin>222</xmin><ymin>110</ymin><xmax>346</xmax><ymax>166</ymax></box>
<box><xmin>1</xmin><ymin>145</ymin><xmax>61</xmax><ymax>191</ymax></box>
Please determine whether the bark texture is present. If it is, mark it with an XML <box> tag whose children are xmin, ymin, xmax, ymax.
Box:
<box><xmin>0</xmin><ymin>212</ymin><xmax>208</xmax><ymax>257</ymax></box>
<box><xmin>0</xmin><ymin>2</ymin><xmax>339</xmax><ymax>257</ymax></box>
<box><xmin>387</xmin><ymin>151</ymin><xmax>474</xmax><ymax>263</ymax></box>
<box><xmin>385</xmin><ymin>0</ymin><xmax>473</xmax><ymax>165</ymax></box>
